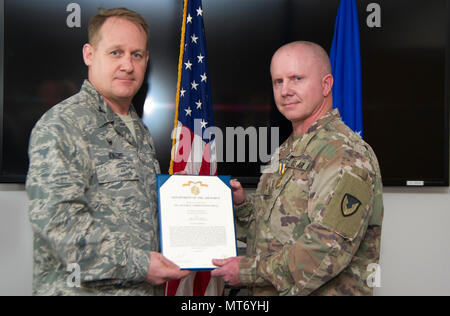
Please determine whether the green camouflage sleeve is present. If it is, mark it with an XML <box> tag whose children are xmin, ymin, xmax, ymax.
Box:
<box><xmin>234</xmin><ymin>194</ymin><xmax>257</xmax><ymax>243</ymax></box>
<box><xmin>251</xmin><ymin>152</ymin><xmax>375</xmax><ymax>295</ymax></box>
<box><xmin>235</xmin><ymin>193</ymin><xmax>272</xmax><ymax>288</ymax></box>
<box><xmin>26</xmin><ymin>115</ymin><xmax>150</xmax><ymax>286</ymax></box>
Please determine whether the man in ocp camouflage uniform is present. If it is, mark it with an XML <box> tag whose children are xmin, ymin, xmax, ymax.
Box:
<box><xmin>212</xmin><ymin>41</ymin><xmax>383</xmax><ymax>296</ymax></box>
<box><xmin>26</xmin><ymin>8</ymin><xmax>188</xmax><ymax>296</ymax></box>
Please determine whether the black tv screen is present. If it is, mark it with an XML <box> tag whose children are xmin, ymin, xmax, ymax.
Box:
<box><xmin>0</xmin><ymin>0</ymin><xmax>449</xmax><ymax>186</ymax></box>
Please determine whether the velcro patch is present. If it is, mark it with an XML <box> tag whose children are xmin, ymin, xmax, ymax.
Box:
<box><xmin>322</xmin><ymin>172</ymin><xmax>372</xmax><ymax>240</ymax></box>
<box><xmin>286</xmin><ymin>159</ymin><xmax>311</xmax><ymax>171</ymax></box>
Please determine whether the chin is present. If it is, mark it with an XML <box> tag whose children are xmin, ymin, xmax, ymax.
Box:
<box><xmin>281</xmin><ymin>110</ymin><xmax>306</xmax><ymax>122</ymax></box>
<box><xmin>114</xmin><ymin>87</ymin><xmax>138</xmax><ymax>98</ymax></box>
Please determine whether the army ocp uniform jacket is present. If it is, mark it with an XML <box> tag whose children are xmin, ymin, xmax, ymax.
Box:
<box><xmin>236</xmin><ymin>109</ymin><xmax>384</xmax><ymax>296</ymax></box>
<box><xmin>26</xmin><ymin>80</ymin><xmax>162</xmax><ymax>296</ymax></box>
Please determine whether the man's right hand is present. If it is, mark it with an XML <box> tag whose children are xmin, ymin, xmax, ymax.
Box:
<box><xmin>230</xmin><ymin>179</ymin><xmax>246</xmax><ymax>206</ymax></box>
<box><xmin>145</xmin><ymin>252</ymin><xmax>190</xmax><ymax>285</ymax></box>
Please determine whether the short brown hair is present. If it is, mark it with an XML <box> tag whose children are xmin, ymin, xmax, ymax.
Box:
<box><xmin>88</xmin><ymin>7</ymin><xmax>149</xmax><ymax>47</ymax></box>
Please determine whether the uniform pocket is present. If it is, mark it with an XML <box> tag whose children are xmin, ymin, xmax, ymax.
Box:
<box><xmin>92</xmin><ymin>148</ymin><xmax>139</xmax><ymax>184</ymax></box>
<box><xmin>268</xmin><ymin>169</ymin><xmax>310</xmax><ymax>245</ymax></box>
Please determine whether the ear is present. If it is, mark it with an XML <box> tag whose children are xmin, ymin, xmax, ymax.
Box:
<box><xmin>82</xmin><ymin>43</ymin><xmax>94</xmax><ymax>67</ymax></box>
<box><xmin>322</xmin><ymin>74</ymin><xmax>334</xmax><ymax>97</ymax></box>
<box><xmin>145</xmin><ymin>50</ymin><xmax>150</xmax><ymax>67</ymax></box>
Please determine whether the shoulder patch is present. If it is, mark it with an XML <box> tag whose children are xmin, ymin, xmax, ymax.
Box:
<box><xmin>341</xmin><ymin>194</ymin><xmax>361</xmax><ymax>217</ymax></box>
<box><xmin>322</xmin><ymin>172</ymin><xmax>372</xmax><ymax>240</ymax></box>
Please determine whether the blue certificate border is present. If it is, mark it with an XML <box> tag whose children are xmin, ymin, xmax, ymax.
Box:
<box><xmin>156</xmin><ymin>174</ymin><xmax>238</xmax><ymax>271</ymax></box>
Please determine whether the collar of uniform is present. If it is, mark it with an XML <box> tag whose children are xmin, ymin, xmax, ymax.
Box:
<box><xmin>80</xmin><ymin>80</ymin><xmax>139</xmax><ymax>128</ymax></box>
<box><xmin>128</xmin><ymin>104</ymin><xmax>140</xmax><ymax>121</ymax></box>
<box><xmin>306</xmin><ymin>108</ymin><xmax>341</xmax><ymax>134</ymax></box>
<box><xmin>80</xmin><ymin>80</ymin><xmax>114</xmax><ymax>126</ymax></box>
<box><xmin>290</xmin><ymin>108</ymin><xmax>341</xmax><ymax>157</ymax></box>
<box><xmin>80</xmin><ymin>80</ymin><xmax>140</xmax><ymax>147</ymax></box>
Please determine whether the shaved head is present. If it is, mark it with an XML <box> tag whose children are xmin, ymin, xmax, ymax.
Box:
<box><xmin>271</xmin><ymin>41</ymin><xmax>331</xmax><ymax>77</ymax></box>
<box><xmin>270</xmin><ymin>41</ymin><xmax>334</xmax><ymax>135</ymax></box>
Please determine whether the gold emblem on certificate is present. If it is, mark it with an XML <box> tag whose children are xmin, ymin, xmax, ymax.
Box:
<box><xmin>183</xmin><ymin>180</ymin><xmax>208</xmax><ymax>196</ymax></box>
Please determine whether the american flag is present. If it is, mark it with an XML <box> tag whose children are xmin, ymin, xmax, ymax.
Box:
<box><xmin>166</xmin><ymin>0</ymin><xmax>222</xmax><ymax>296</ymax></box>
<box><xmin>169</xmin><ymin>0</ymin><xmax>216</xmax><ymax>176</ymax></box>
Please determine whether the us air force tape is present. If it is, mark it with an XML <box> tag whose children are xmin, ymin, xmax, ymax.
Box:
<box><xmin>322</xmin><ymin>172</ymin><xmax>372</xmax><ymax>240</ymax></box>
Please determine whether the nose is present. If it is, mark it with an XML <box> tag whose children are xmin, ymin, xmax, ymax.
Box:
<box><xmin>120</xmin><ymin>54</ymin><xmax>134</xmax><ymax>73</ymax></box>
<box><xmin>281</xmin><ymin>82</ymin><xmax>293</xmax><ymax>97</ymax></box>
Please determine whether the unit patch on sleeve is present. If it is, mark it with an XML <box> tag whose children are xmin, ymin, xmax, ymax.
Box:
<box><xmin>322</xmin><ymin>172</ymin><xmax>372</xmax><ymax>240</ymax></box>
<box><xmin>341</xmin><ymin>194</ymin><xmax>361</xmax><ymax>217</ymax></box>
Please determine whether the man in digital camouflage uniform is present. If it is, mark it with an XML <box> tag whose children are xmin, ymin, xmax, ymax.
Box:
<box><xmin>26</xmin><ymin>8</ymin><xmax>188</xmax><ymax>296</ymax></box>
<box><xmin>212</xmin><ymin>41</ymin><xmax>383</xmax><ymax>296</ymax></box>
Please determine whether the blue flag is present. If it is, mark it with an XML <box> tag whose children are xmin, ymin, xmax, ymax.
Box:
<box><xmin>330</xmin><ymin>0</ymin><xmax>363</xmax><ymax>137</ymax></box>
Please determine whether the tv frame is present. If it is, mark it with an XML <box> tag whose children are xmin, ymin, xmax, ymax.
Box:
<box><xmin>0</xmin><ymin>0</ymin><xmax>449</xmax><ymax>186</ymax></box>
<box><xmin>0</xmin><ymin>0</ymin><xmax>6</xmax><ymax>182</ymax></box>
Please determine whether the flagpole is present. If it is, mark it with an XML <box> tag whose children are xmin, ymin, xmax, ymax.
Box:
<box><xmin>169</xmin><ymin>0</ymin><xmax>189</xmax><ymax>175</ymax></box>
<box><xmin>165</xmin><ymin>0</ymin><xmax>189</xmax><ymax>297</ymax></box>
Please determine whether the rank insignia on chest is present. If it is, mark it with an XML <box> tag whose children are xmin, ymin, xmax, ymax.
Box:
<box><xmin>278</xmin><ymin>162</ymin><xmax>287</xmax><ymax>176</ymax></box>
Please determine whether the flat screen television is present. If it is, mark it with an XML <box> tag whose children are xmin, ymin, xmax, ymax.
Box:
<box><xmin>1</xmin><ymin>0</ymin><xmax>448</xmax><ymax>186</ymax></box>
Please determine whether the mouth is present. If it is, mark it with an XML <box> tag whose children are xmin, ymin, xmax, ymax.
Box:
<box><xmin>282</xmin><ymin>101</ymin><xmax>299</xmax><ymax>107</ymax></box>
<box><xmin>115</xmin><ymin>78</ymin><xmax>135</xmax><ymax>83</ymax></box>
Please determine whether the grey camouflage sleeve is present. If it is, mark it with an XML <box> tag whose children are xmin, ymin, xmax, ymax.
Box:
<box><xmin>26</xmin><ymin>116</ymin><xmax>150</xmax><ymax>286</ymax></box>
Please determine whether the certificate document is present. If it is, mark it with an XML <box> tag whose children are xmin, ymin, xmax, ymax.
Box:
<box><xmin>157</xmin><ymin>175</ymin><xmax>237</xmax><ymax>270</ymax></box>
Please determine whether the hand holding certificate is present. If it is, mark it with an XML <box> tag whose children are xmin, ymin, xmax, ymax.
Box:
<box><xmin>157</xmin><ymin>175</ymin><xmax>237</xmax><ymax>270</ymax></box>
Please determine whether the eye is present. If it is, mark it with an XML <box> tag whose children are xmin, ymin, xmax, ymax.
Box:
<box><xmin>110</xmin><ymin>51</ymin><xmax>120</xmax><ymax>56</ymax></box>
<box><xmin>133</xmin><ymin>53</ymin><xmax>143</xmax><ymax>59</ymax></box>
<box><xmin>273</xmin><ymin>79</ymin><xmax>283</xmax><ymax>86</ymax></box>
<box><xmin>295</xmin><ymin>76</ymin><xmax>302</xmax><ymax>81</ymax></box>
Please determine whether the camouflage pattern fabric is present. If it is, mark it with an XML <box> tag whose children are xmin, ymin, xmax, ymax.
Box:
<box><xmin>26</xmin><ymin>80</ymin><xmax>162</xmax><ymax>296</ymax></box>
<box><xmin>236</xmin><ymin>109</ymin><xmax>383</xmax><ymax>296</ymax></box>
